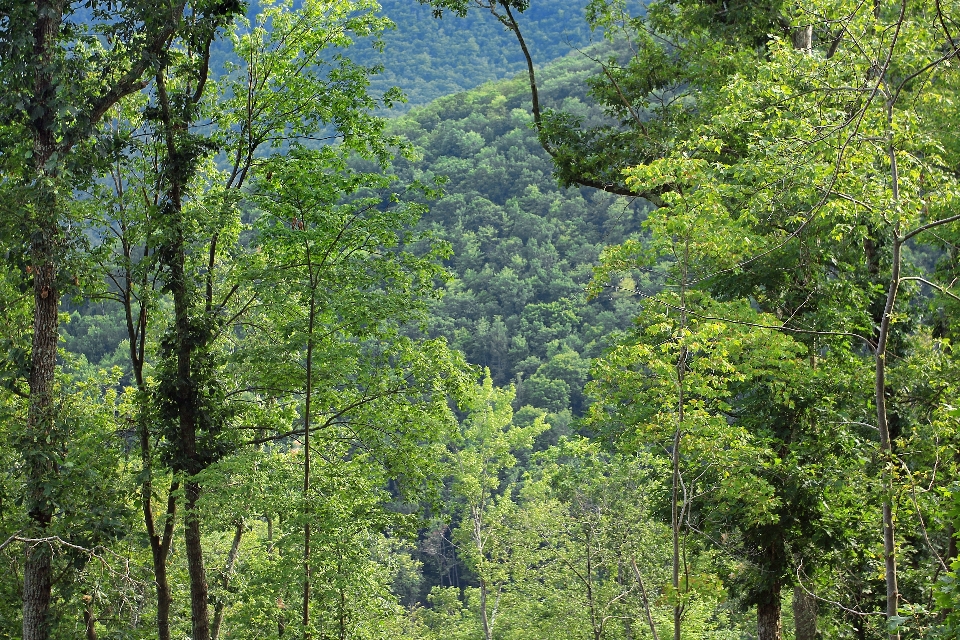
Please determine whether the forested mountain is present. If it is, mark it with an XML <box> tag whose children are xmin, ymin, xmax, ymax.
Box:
<box><xmin>63</xmin><ymin>35</ymin><xmax>640</xmax><ymax>423</ymax></box>
<box><xmin>387</xmin><ymin>48</ymin><xmax>647</xmax><ymax>421</ymax></box>
<box><xmin>1</xmin><ymin>2</ymin><xmax>959</xmax><ymax>640</ymax></box>
<box><xmin>355</xmin><ymin>0</ymin><xmax>596</xmax><ymax>111</ymax></box>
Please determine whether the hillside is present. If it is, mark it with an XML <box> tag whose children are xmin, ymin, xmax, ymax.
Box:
<box><xmin>66</xmin><ymin>40</ymin><xmax>645</xmax><ymax>430</ymax></box>
<box><xmin>355</xmin><ymin>0</ymin><xmax>597</xmax><ymax>112</ymax></box>
<box><xmin>384</xmin><ymin>48</ymin><xmax>648</xmax><ymax>429</ymax></box>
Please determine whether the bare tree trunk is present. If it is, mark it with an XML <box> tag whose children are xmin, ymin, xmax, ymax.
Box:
<box><xmin>876</xmin><ymin>97</ymin><xmax>902</xmax><ymax>640</ymax></box>
<box><xmin>630</xmin><ymin>558</ymin><xmax>661</xmax><ymax>640</ymax></box>
<box><xmin>672</xmin><ymin>241</ymin><xmax>690</xmax><ymax>640</ymax></box>
<box><xmin>184</xmin><ymin>482</ymin><xmax>211</xmax><ymax>640</ymax></box>
<box><xmin>478</xmin><ymin>578</ymin><xmax>493</xmax><ymax>640</ymax></box>
<box><xmin>303</xmin><ymin>293</ymin><xmax>316</xmax><ymax>640</ymax></box>
<box><xmin>671</xmin><ymin>424</ymin><xmax>682</xmax><ymax>640</ymax></box>
<box><xmin>83</xmin><ymin>596</ymin><xmax>98</xmax><ymax>640</ymax></box>
<box><xmin>757</xmin><ymin>597</ymin><xmax>783</xmax><ymax>640</ymax></box>
<box><xmin>792</xmin><ymin>585</ymin><xmax>818</xmax><ymax>640</ymax></box>
<box><xmin>474</xmin><ymin>504</ymin><xmax>494</xmax><ymax>640</ymax></box>
<box><xmin>211</xmin><ymin>521</ymin><xmax>245</xmax><ymax>640</ymax></box>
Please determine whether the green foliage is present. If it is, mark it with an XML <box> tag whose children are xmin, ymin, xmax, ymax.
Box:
<box><xmin>5</xmin><ymin>2</ymin><xmax>960</xmax><ymax>639</ymax></box>
<box><xmin>355</xmin><ymin>0</ymin><xmax>595</xmax><ymax>112</ymax></box>
<box><xmin>381</xmin><ymin>52</ymin><xmax>649</xmax><ymax>416</ymax></box>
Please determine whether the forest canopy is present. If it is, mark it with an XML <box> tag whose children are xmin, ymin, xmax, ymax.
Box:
<box><xmin>0</xmin><ymin>1</ymin><xmax>958</xmax><ymax>640</ymax></box>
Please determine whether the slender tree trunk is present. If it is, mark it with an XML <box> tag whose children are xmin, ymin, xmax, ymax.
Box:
<box><xmin>948</xmin><ymin>522</ymin><xmax>958</xmax><ymax>569</ymax></box>
<box><xmin>22</xmin><ymin>2</ymin><xmax>65</xmax><ymax>639</ymax></box>
<box><xmin>630</xmin><ymin>558</ymin><xmax>661</xmax><ymax>640</ymax></box>
<box><xmin>876</xmin><ymin>97</ymin><xmax>902</xmax><ymax>640</ymax></box>
<box><xmin>175</xmin><ymin>239</ymin><xmax>211</xmax><ymax>640</ymax></box>
<box><xmin>303</xmin><ymin>294</ymin><xmax>316</xmax><ymax>640</ymax></box>
<box><xmin>83</xmin><ymin>597</ymin><xmax>98</xmax><ymax>640</ymax></box>
<box><xmin>478</xmin><ymin>578</ymin><xmax>493</xmax><ymax>640</ymax></box>
<box><xmin>337</xmin><ymin>557</ymin><xmax>347</xmax><ymax>640</ymax></box>
<box><xmin>793</xmin><ymin>585</ymin><xmax>818</xmax><ymax>640</ymax></box>
<box><xmin>211</xmin><ymin>521</ymin><xmax>244</xmax><ymax>640</ymax></box>
<box><xmin>672</xmin><ymin>241</ymin><xmax>690</xmax><ymax>640</ymax></box>
<box><xmin>185</xmin><ymin>481</ymin><xmax>211</xmax><ymax>640</ymax></box>
<box><xmin>129</xmin><ymin>283</ymin><xmax>178</xmax><ymax>640</ymax></box>
<box><xmin>156</xmin><ymin>64</ymin><xmax>214</xmax><ymax>640</ymax></box>
<box><xmin>585</xmin><ymin>526</ymin><xmax>600</xmax><ymax>640</ymax></box>
<box><xmin>168</xmin><ymin>180</ymin><xmax>210</xmax><ymax>640</ymax></box>
<box><xmin>268</xmin><ymin>518</ymin><xmax>287</xmax><ymax>637</ymax></box>
<box><xmin>146</xmin><ymin>476</ymin><xmax>178</xmax><ymax>640</ymax></box>
<box><xmin>671</xmin><ymin>424</ymin><xmax>682</xmax><ymax>640</ymax></box>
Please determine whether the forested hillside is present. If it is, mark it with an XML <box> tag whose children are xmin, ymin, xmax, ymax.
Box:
<box><xmin>1</xmin><ymin>2</ymin><xmax>959</xmax><ymax>640</ymax></box>
<box><xmin>387</xmin><ymin>49</ymin><xmax>647</xmax><ymax>423</ymax></box>
<box><xmin>354</xmin><ymin>0</ymin><xmax>596</xmax><ymax>111</ymax></box>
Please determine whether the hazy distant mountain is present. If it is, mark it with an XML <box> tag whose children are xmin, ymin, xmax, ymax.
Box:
<box><xmin>355</xmin><ymin>0</ymin><xmax>597</xmax><ymax>113</ymax></box>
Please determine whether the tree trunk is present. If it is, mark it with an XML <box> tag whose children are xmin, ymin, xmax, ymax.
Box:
<box><xmin>135</xmin><ymin>315</ymin><xmax>177</xmax><ymax>640</ymax></box>
<box><xmin>138</xmin><ymin>364</ymin><xmax>178</xmax><ymax>640</ymax></box>
<box><xmin>157</xmin><ymin>64</ymin><xmax>213</xmax><ymax>639</ymax></box>
<box><xmin>672</xmin><ymin>247</ymin><xmax>689</xmax><ymax>640</ymax></box>
<box><xmin>185</xmin><ymin>481</ymin><xmax>211</xmax><ymax>640</ymax></box>
<box><xmin>948</xmin><ymin>522</ymin><xmax>958</xmax><ymax>571</ymax></box>
<box><xmin>22</xmin><ymin>2</ymin><xmax>65</xmax><ymax>639</ymax></box>
<box><xmin>148</xmin><ymin>479</ymin><xmax>178</xmax><ymax>640</ymax></box>
<box><xmin>211</xmin><ymin>521</ymin><xmax>244</xmax><ymax>640</ymax></box>
<box><xmin>876</xmin><ymin>97</ymin><xmax>902</xmax><ymax>640</ymax></box>
<box><xmin>792</xmin><ymin>585</ymin><xmax>817</xmax><ymax>640</ymax></box>
<box><xmin>791</xmin><ymin>24</ymin><xmax>813</xmax><ymax>53</ymax></box>
<box><xmin>303</xmin><ymin>294</ymin><xmax>316</xmax><ymax>639</ymax></box>
<box><xmin>83</xmin><ymin>597</ymin><xmax>98</xmax><ymax>640</ymax></box>
<box><xmin>630</xmin><ymin>558</ymin><xmax>661</xmax><ymax>640</ymax></box>
<box><xmin>476</xmin><ymin>514</ymin><xmax>493</xmax><ymax>640</ymax></box>
<box><xmin>757</xmin><ymin>596</ymin><xmax>783</xmax><ymax>640</ymax></box>
<box><xmin>22</xmin><ymin>539</ymin><xmax>53</xmax><ymax>640</ymax></box>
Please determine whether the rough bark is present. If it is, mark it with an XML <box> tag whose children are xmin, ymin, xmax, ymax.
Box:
<box><xmin>22</xmin><ymin>2</ymin><xmax>66</xmax><ymax>638</ymax></box>
<box><xmin>791</xmin><ymin>24</ymin><xmax>813</xmax><ymax>53</ymax></box>
<box><xmin>17</xmin><ymin>1</ymin><xmax>187</xmax><ymax>637</ymax></box>
<box><xmin>757</xmin><ymin>596</ymin><xmax>783</xmax><ymax>640</ymax></box>
<box><xmin>185</xmin><ymin>482</ymin><xmax>211</xmax><ymax>640</ymax></box>
<box><xmin>792</xmin><ymin>585</ymin><xmax>818</xmax><ymax>640</ymax></box>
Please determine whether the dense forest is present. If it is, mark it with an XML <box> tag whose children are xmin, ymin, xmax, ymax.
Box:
<box><xmin>0</xmin><ymin>1</ymin><xmax>958</xmax><ymax>640</ymax></box>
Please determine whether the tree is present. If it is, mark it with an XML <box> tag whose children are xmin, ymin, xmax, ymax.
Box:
<box><xmin>84</xmin><ymin>1</ymin><xmax>407</xmax><ymax>635</ymax></box>
<box><xmin>421</xmin><ymin>1</ymin><xmax>960</xmax><ymax>637</ymax></box>
<box><xmin>445</xmin><ymin>373</ymin><xmax>547</xmax><ymax>640</ymax></box>
<box><xmin>249</xmin><ymin>145</ymin><xmax>466</xmax><ymax>637</ymax></box>
<box><xmin>0</xmin><ymin>1</ymin><xmax>241</xmax><ymax>635</ymax></box>
<box><xmin>590</xmin><ymin>2</ymin><xmax>960</xmax><ymax>638</ymax></box>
